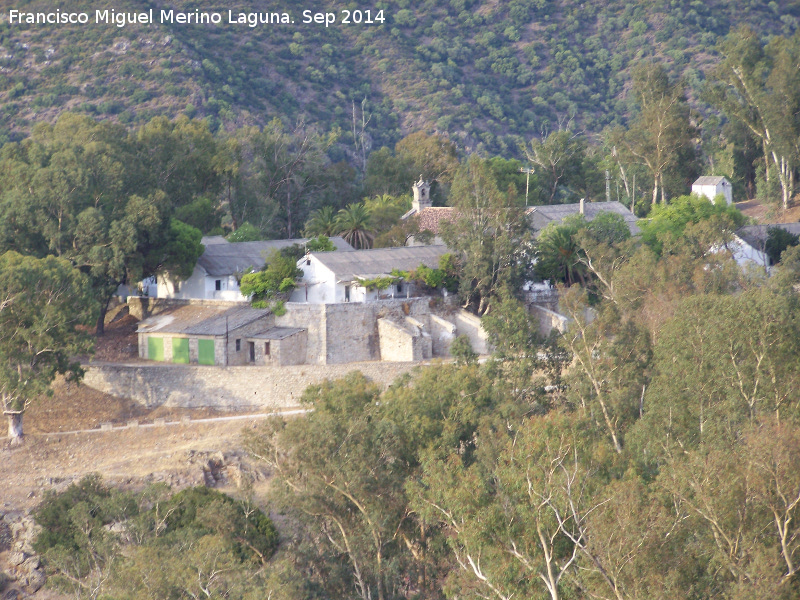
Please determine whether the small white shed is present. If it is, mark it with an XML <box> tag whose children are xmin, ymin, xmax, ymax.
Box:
<box><xmin>692</xmin><ymin>176</ymin><xmax>733</xmax><ymax>205</ymax></box>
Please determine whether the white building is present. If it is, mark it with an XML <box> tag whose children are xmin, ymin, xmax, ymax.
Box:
<box><xmin>526</xmin><ymin>199</ymin><xmax>640</xmax><ymax>237</ymax></box>
<box><xmin>149</xmin><ymin>236</ymin><xmax>353</xmax><ymax>301</ymax></box>
<box><xmin>291</xmin><ymin>245</ymin><xmax>451</xmax><ymax>304</ymax></box>
<box><xmin>692</xmin><ymin>176</ymin><xmax>733</xmax><ymax>205</ymax></box>
<box><xmin>728</xmin><ymin>223</ymin><xmax>800</xmax><ymax>271</ymax></box>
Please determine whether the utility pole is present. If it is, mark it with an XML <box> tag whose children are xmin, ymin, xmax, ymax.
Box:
<box><xmin>519</xmin><ymin>167</ymin><xmax>534</xmax><ymax>206</ymax></box>
<box><xmin>605</xmin><ymin>170</ymin><xmax>611</xmax><ymax>202</ymax></box>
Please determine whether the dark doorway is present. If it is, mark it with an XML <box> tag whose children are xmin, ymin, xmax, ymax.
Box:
<box><xmin>248</xmin><ymin>341</ymin><xmax>255</xmax><ymax>363</ymax></box>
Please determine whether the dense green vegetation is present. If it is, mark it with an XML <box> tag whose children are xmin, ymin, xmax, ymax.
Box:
<box><xmin>243</xmin><ymin>219</ymin><xmax>800</xmax><ymax>600</ymax></box>
<box><xmin>7</xmin><ymin>5</ymin><xmax>800</xmax><ymax>595</ymax></box>
<box><xmin>0</xmin><ymin>0</ymin><xmax>797</xmax><ymax>155</ymax></box>
<box><xmin>33</xmin><ymin>477</ymin><xmax>278</xmax><ymax>599</ymax></box>
<box><xmin>240</xmin><ymin>249</ymin><xmax>303</xmax><ymax>309</ymax></box>
<box><xmin>30</xmin><ymin>193</ymin><xmax>800</xmax><ymax>599</ymax></box>
<box><xmin>0</xmin><ymin>251</ymin><xmax>96</xmax><ymax>443</ymax></box>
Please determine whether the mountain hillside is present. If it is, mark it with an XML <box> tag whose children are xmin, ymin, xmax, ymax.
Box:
<box><xmin>0</xmin><ymin>0</ymin><xmax>797</xmax><ymax>154</ymax></box>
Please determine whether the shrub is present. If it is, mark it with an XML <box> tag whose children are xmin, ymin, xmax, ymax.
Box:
<box><xmin>162</xmin><ymin>486</ymin><xmax>278</xmax><ymax>563</ymax></box>
<box><xmin>33</xmin><ymin>475</ymin><xmax>136</xmax><ymax>554</ymax></box>
<box><xmin>239</xmin><ymin>250</ymin><xmax>302</xmax><ymax>304</ymax></box>
<box><xmin>450</xmin><ymin>334</ymin><xmax>477</xmax><ymax>365</ymax></box>
<box><xmin>227</xmin><ymin>221</ymin><xmax>262</xmax><ymax>242</ymax></box>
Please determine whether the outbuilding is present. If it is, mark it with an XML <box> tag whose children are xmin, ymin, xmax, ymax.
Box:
<box><xmin>692</xmin><ymin>176</ymin><xmax>733</xmax><ymax>205</ymax></box>
<box><xmin>137</xmin><ymin>304</ymin><xmax>307</xmax><ymax>366</ymax></box>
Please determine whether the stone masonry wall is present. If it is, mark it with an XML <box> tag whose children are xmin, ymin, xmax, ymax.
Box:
<box><xmin>84</xmin><ymin>361</ymin><xmax>421</xmax><ymax>411</ymax></box>
<box><xmin>323</xmin><ymin>297</ymin><xmax>452</xmax><ymax>364</ymax></box>
<box><xmin>276</xmin><ymin>303</ymin><xmax>327</xmax><ymax>364</ymax></box>
<box><xmin>377</xmin><ymin>319</ymin><xmax>416</xmax><ymax>362</ymax></box>
<box><xmin>530</xmin><ymin>305</ymin><xmax>569</xmax><ymax>337</ymax></box>
<box><xmin>429</xmin><ymin>314</ymin><xmax>457</xmax><ymax>357</ymax></box>
<box><xmin>452</xmin><ymin>310</ymin><xmax>490</xmax><ymax>355</ymax></box>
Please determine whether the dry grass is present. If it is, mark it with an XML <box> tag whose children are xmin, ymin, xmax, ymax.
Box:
<box><xmin>1</xmin><ymin>309</ymin><xmax>275</xmax><ymax>514</ymax></box>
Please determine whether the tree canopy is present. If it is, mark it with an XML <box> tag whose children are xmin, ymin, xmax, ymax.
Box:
<box><xmin>0</xmin><ymin>251</ymin><xmax>96</xmax><ymax>444</ymax></box>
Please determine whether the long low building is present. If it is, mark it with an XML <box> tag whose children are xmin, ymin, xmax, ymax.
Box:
<box><xmin>291</xmin><ymin>245</ymin><xmax>452</xmax><ymax>303</ymax></box>
<box><xmin>137</xmin><ymin>304</ymin><xmax>307</xmax><ymax>366</ymax></box>
<box><xmin>526</xmin><ymin>199</ymin><xmax>640</xmax><ymax>236</ymax></box>
<box><xmin>142</xmin><ymin>236</ymin><xmax>353</xmax><ymax>301</ymax></box>
<box><xmin>729</xmin><ymin>223</ymin><xmax>800</xmax><ymax>271</ymax></box>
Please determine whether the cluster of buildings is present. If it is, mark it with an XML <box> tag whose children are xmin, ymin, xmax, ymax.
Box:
<box><xmin>130</xmin><ymin>175</ymin><xmax>793</xmax><ymax>368</ymax></box>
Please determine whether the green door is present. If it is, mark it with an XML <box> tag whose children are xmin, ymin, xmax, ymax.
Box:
<box><xmin>172</xmin><ymin>338</ymin><xmax>189</xmax><ymax>364</ymax></box>
<box><xmin>198</xmin><ymin>339</ymin><xmax>215</xmax><ymax>365</ymax></box>
<box><xmin>148</xmin><ymin>337</ymin><xmax>164</xmax><ymax>361</ymax></box>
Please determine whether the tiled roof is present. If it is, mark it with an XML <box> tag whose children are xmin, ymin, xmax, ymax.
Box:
<box><xmin>693</xmin><ymin>176</ymin><xmax>729</xmax><ymax>186</ymax></box>
<box><xmin>197</xmin><ymin>237</ymin><xmax>354</xmax><ymax>277</ymax></box>
<box><xmin>736</xmin><ymin>223</ymin><xmax>800</xmax><ymax>248</ymax></box>
<box><xmin>137</xmin><ymin>305</ymin><xmax>271</xmax><ymax>336</ymax></box>
<box><xmin>416</xmin><ymin>207</ymin><xmax>457</xmax><ymax>235</ymax></box>
<box><xmin>310</xmin><ymin>245</ymin><xmax>450</xmax><ymax>281</ymax></box>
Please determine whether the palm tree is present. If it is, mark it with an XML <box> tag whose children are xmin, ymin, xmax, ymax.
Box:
<box><xmin>335</xmin><ymin>203</ymin><xmax>374</xmax><ymax>250</ymax></box>
<box><xmin>303</xmin><ymin>206</ymin><xmax>338</xmax><ymax>237</ymax></box>
<box><xmin>535</xmin><ymin>221</ymin><xmax>586</xmax><ymax>286</ymax></box>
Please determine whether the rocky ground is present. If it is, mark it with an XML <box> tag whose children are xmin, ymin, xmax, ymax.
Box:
<box><xmin>0</xmin><ymin>310</ymin><xmax>281</xmax><ymax>599</ymax></box>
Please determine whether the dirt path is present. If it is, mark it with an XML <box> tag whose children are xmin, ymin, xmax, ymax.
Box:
<box><xmin>0</xmin><ymin>370</ymin><xmax>302</xmax><ymax>513</ymax></box>
<box><xmin>1</xmin><ymin>414</ymin><xmax>284</xmax><ymax>513</ymax></box>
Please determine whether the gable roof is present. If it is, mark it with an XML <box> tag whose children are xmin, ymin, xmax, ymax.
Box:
<box><xmin>693</xmin><ymin>176</ymin><xmax>730</xmax><ymax>186</ymax></box>
<box><xmin>248</xmin><ymin>326</ymin><xmax>305</xmax><ymax>340</ymax></box>
<box><xmin>200</xmin><ymin>235</ymin><xmax>229</xmax><ymax>245</ymax></box>
<box><xmin>137</xmin><ymin>305</ymin><xmax>271</xmax><ymax>336</ymax></box>
<box><xmin>527</xmin><ymin>201</ymin><xmax>640</xmax><ymax>235</ymax></box>
<box><xmin>197</xmin><ymin>236</ymin><xmax>354</xmax><ymax>277</ymax></box>
<box><xmin>736</xmin><ymin>223</ymin><xmax>800</xmax><ymax>249</ymax></box>
<box><xmin>309</xmin><ymin>245</ymin><xmax>450</xmax><ymax>281</ymax></box>
<box><xmin>402</xmin><ymin>206</ymin><xmax>458</xmax><ymax>235</ymax></box>
<box><xmin>416</xmin><ymin>207</ymin><xmax>457</xmax><ymax>235</ymax></box>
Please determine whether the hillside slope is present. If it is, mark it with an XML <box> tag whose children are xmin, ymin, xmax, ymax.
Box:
<box><xmin>0</xmin><ymin>0</ymin><xmax>797</xmax><ymax>153</ymax></box>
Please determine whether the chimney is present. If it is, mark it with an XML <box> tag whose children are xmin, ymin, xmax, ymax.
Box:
<box><xmin>579</xmin><ymin>198</ymin><xmax>584</xmax><ymax>215</ymax></box>
<box><xmin>412</xmin><ymin>176</ymin><xmax>431</xmax><ymax>212</ymax></box>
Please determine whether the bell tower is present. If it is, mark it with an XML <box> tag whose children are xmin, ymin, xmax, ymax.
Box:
<box><xmin>411</xmin><ymin>176</ymin><xmax>431</xmax><ymax>212</ymax></box>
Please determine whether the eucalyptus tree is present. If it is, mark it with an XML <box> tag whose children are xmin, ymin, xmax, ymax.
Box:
<box><xmin>0</xmin><ymin>252</ymin><xmax>96</xmax><ymax>444</ymax></box>
<box><xmin>0</xmin><ymin>113</ymin><xmax>205</xmax><ymax>333</ymax></box>
<box><xmin>623</xmin><ymin>62</ymin><xmax>697</xmax><ymax>206</ymax></box>
<box><xmin>251</xmin><ymin>119</ymin><xmax>338</xmax><ymax>238</ymax></box>
<box><xmin>523</xmin><ymin>128</ymin><xmax>588</xmax><ymax>204</ymax></box>
<box><xmin>707</xmin><ymin>27</ymin><xmax>800</xmax><ymax>210</ymax></box>
<box><xmin>441</xmin><ymin>155</ymin><xmax>533</xmax><ymax>315</ymax></box>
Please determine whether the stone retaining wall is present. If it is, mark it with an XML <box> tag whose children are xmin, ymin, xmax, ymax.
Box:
<box><xmin>83</xmin><ymin>361</ymin><xmax>421</xmax><ymax>411</ymax></box>
<box><xmin>530</xmin><ymin>305</ymin><xmax>569</xmax><ymax>337</ymax></box>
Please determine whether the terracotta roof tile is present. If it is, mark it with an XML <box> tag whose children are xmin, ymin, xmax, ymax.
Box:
<box><xmin>416</xmin><ymin>207</ymin><xmax>457</xmax><ymax>235</ymax></box>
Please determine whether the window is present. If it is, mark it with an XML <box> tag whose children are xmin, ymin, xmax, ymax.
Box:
<box><xmin>215</xmin><ymin>279</ymin><xmax>222</xmax><ymax>291</ymax></box>
<box><xmin>235</xmin><ymin>339</ymin><xmax>241</xmax><ymax>352</ymax></box>
<box><xmin>264</xmin><ymin>341</ymin><xmax>271</xmax><ymax>356</ymax></box>
<box><xmin>344</xmin><ymin>285</ymin><xmax>350</xmax><ymax>302</ymax></box>
<box><xmin>396</xmin><ymin>282</ymin><xmax>403</xmax><ymax>293</ymax></box>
